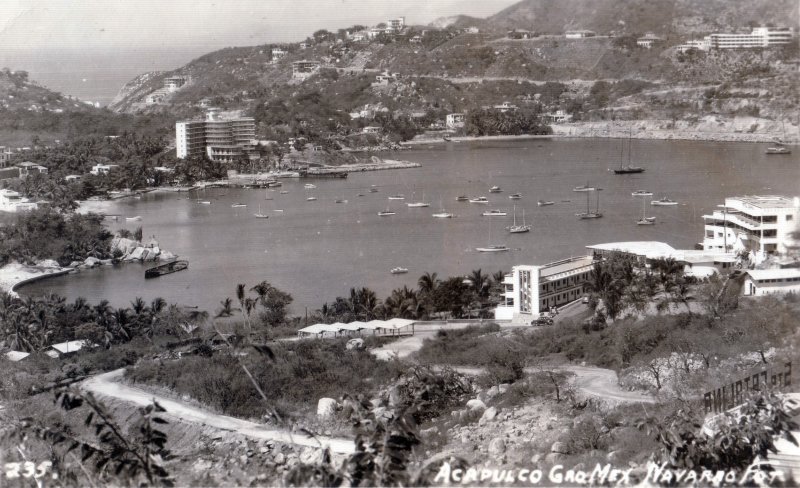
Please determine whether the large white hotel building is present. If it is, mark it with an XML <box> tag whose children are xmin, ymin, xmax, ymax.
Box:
<box><xmin>679</xmin><ymin>27</ymin><xmax>794</xmax><ymax>52</ymax></box>
<box><xmin>176</xmin><ymin>109</ymin><xmax>255</xmax><ymax>162</ymax></box>
<box><xmin>496</xmin><ymin>195</ymin><xmax>800</xmax><ymax>323</ymax></box>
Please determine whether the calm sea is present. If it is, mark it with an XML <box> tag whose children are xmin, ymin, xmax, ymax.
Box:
<box><xmin>19</xmin><ymin>138</ymin><xmax>800</xmax><ymax>313</ymax></box>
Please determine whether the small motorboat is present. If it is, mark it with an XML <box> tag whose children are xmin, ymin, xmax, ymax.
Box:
<box><xmin>509</xmin><ymin>193</ymin><xmax>522</xmax><ymax>200</ymax></box>
<box><xmin>455</xmin><ymin>196</ymin><xmax>469</xmax><ymax>202</ymax></box>
<box><xmin>482</xmin><ymin>209</ymin><xmax>507</xmax><ymax>217</ymax></box>
<box><xmin>126</xmin><ymin>216</ymin><xmax>142</xmax><ymax>221</ymax></box>
<box><xmin>537</xmin><ymin>200</ymin><xmax>555</xmax><ymax>206</ymax></box>
<box><xmin>390</xmin><ymin>267</ymin><xmax>409</xmax><ymax>274</ymax></box>
<box><xmin>231</xmin><ymin>203</ymin><xmax>247</xmax><ymax>208</ymax></box>
<box><xmin>335</xmin><ymin>199</ymin><xmax>348</xmax><ymax>204</ymax></box>
<box><xmin>304</xmin><ymin>183</ymin><xmax>317</xmax><ymax>189</ymax></box>
<box><xmin>469</xmin><ymin>197</ymin><xmax>489</xmax><ymax>204</ymax></box>
<box><xmin>378</xmin><ymin>211</ymin><xmax>396</xmax><ymax>217</ymax></box>
<box><xmin>254</xmin><ymin>213</ymin><xmax>269</xmax><ymax>219</ymax></box>
<box><xmin>197</xmin><ymin>201</ymin><xmax>211</xmax><ymax>205</ymax></box>
<box><xmin>651</xmin><ymin>197</ymin><xmax>678</xmax><ymax>206</ymax></box>
<box><xmin>388</xmin><ymin>195</ymin><xmax>405</xmax><ymax>200</ymax></box>
<box><xmin>432</xmin><ymin>212</ymin><xmax>454</xmax><ymax>218</ymax></box>
<box><xmin>573</xmin><ymin>185</ymin><xmax>596</xmax><ymax>192</ymax></box>
<box><xmin>489</xmin><ymin>186</ymin><xmax>502</xmax><ymax>193</ymax></box>
<box><xmin>766</xmin><ymin>146</ymin><xmax>791</xmax><ymax>155</ymax></box>
<box><xmin>280</xmin><ymin>191</ymin><xmax>289</xmax><ymax>194</ymax></box>
<box><xmin>576</xmin><ymin>212</ymin><xmax>603</xmax><ymax>219</ymax></box>
<box><xmin>369</xmin><ymin>188</ymin><xmax>379</xmax><ymax>193</ymax></box>
<box><xmin>307</xmin><ymin>197</ymin><xmax>317</xmax><ymax>201</ymax></box>
<box><xmin>476</xmin><ymin>245</ymin><xmax>510</xmax><ymax>252</ymax></box>
<box><xmin>631</xmin><ymin>191</ymin><xmax>653</xmax><ymax>197</ymax></box>
<box><xmin>407</xmin><ymin>201</ymin><xmax>430</xmax><ymax>208</ymax></box>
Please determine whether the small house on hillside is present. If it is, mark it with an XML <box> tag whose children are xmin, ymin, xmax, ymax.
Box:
<box><xmin>45</xmin><ymin>340</ymin><xmax>94</xmax><ymax>359</ymax></box>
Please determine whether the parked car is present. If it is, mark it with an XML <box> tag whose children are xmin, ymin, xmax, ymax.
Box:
<box><xmin>532</xmin><ymin>316</ymin><xmax>554</xmax><ymax>326</ymax></box>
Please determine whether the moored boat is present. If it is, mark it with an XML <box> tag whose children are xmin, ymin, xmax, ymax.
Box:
<box><xmin>766</xmin><ymin>146</ymin><xmax>791</xmax><ymax>155</ymax></box>
<box><xmin>482</xmin><ymin>209</ymin><xmax>507</xmax><ymax>216</ymax></box>
<box><xmin>573</xmin><ymin>185</ymin><xmax>596</xmax><ymax>192</ymax></box>
<box><xmin>231</xmin><ymin>203</ymin><xmax>247</xmax><ymax>208</ymax></box>
<box><xmin>306</xmin><ymin>197</ymin><xmax>317</xmax><ymax>201</ymax></box>
<box><xmin>469</xmin><ymin>196</ymin><xmax>489</xmax><ymax>204</ymax></box>
<box><xmin>145</xmin><ymin>260</ymin><xmax>188</xmax><ymax>279</ymax></box>
<box><xmin>509</xmin><ymin>193</ymin><xmax>522</xmax><ymax>200</ymax></box>
<box><xmin>432</xmin><ymin>212</ymin><xmax>454</xmax><ymax>218</ymax></box>
<box><xmin>304</xmin><ymin>183</ymin><xmax>317</xmax><ymax>189</ymax></box>
<box><xmin>378</xmin><ymin>210</ymin><xmax>396</xmax><ymax>216</ymax></box>
<box><xmin>388</xmin><ymin>195</ymin><xmax>405</xmax><ymax>200</ymax></box>
<box><xmin>537</xmin><ymin>200</ymin><xmax>555</xmax><ymax>206</ymax></box>
<box><xmin>631</xmin><ymin>190</ymin><xmax>653</xmax><ymax>197</ymax></box>
<box><xmin>651</xmin><ymin>197</ymin><xmax>678</xmax><ymax>206</ymax></box>
<box><xmin>455</xmin><ymin>195</ymin><xmax>469</xmax><ymax>202</ymax></box>
<box><xmin>489</xmin><ymin>186</ymin><xmax>502</xmax><ymax>193</ymax></box>
<box><xmin>507</xmin><ymin>207</ymin><xmax>531</xmax><ymax>233</ymax></box>
<box><xmin>390</xmin><ymin>267</ymin><xmax>409</xmax><ymax>274</ymax></box>
<box><xmin>476</xmin><ymin>245</ymin><xmax>510</xmax><ymax>252</ymax></box>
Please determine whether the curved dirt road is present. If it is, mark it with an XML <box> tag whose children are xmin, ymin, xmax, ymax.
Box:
<box><xmin>81</xmin><ymin>370</ymin><xmax>355</xmax><ymax>454</ymax></box>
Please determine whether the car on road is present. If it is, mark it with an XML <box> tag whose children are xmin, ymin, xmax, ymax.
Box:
<box><xmin>532</xmin><ymin>316</ymin><xmax>554</xmax><ymax>326</ymax></box>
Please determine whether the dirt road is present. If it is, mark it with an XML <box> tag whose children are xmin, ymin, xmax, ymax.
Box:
<box><xmin>81</xmin><ymin>370</ymin><xmax>355</xmax><ymax>454</ymax></box>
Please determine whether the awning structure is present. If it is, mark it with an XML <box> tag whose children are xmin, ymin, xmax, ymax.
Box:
<box><xmin>297</xmin><ymin>319</ymin><xmax>416</xmax><ymax>337</ymax></box>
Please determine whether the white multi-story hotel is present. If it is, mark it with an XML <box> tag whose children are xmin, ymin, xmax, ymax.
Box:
<box><xmin>495</xmin><ymin>256</ymin><xmax>595</xmax><ymax>322</ymax></box>
<box><xmin>386</xmin><ymin>17</ymin><xmax>405</xmax><ymax>32</ymax></box>
<box><xmin>702</xmin><ymin>195</ymin><xmax>800</xmax><ymax>258</ymax></box>
<box><xmin>707</xmin><ymin>27</ymin><xmax>794</xmax><ymax>49</ymax></box>
<box><xmin>176</xmin><ymin>109</ymin><xmax>255</xmax><ymax>162</ymax></box>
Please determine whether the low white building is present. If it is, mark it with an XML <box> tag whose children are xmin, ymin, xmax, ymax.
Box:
<box><xmin>362</xmin><ymin>126</ymin><xmax>381</xmax><ymax>134</ymax></box>
<box><xmin>566</xmin><ymin>30</ymin><xmax>596</xmax><ymax>39</ymax></box>
<box><xmin>495</xmin><ymin>256</ymin><xmax>595</xmax><ymax>323</ymax></box>
<box><xmin>543</xmin><ymin>109</ymin><xmax>572</xmax><ymax>123</ymax></box>
<box><xmin>493</xmin><ymin>101</ymin><xmax>518</xmax><ymax>113</ymax></box>
<box><xmin>446</xmin><ymin>113</ymin><xmax>465</xmax><ymax>129</ymax></box>
<box><xmin>587</xmin><ymin>241</ymin><xmax>737</xmax><ymax>279</ymax></box>
<box><xmin>742</xmin><ymin>268</ymin><xmax>800</xmax><ymax>296</ymax></box>
<box><xmin>676</xmin><ymin>40</ymin><xmax>710</xmax><ymax>53</ymax></box>
<box><xmin>17</xmin><ymin>161</ymin><xmax>48</xmax><ymax>178</ymax></box>
<box><xmin>90</xmin><ymin>164</ymin><xmax>119</xmax><ymax>176</ymax></box>
<box><xmin>637</xmin><ymin>34</ymin><xmax>663</xmax><ymax>48</ymax></box>
<box><xmin>0</xmin><ymin>189</ymin><xmax>37</xmax><ymax>212</ymax></box>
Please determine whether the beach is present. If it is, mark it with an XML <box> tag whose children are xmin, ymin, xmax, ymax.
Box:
<box><xmin>0</xmin><ymin>261</ymin><xmax>72</xmax><ymax>296</ymax></box>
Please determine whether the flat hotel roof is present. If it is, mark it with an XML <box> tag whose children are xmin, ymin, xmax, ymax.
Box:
<box><xmin>730</xmin><ymin>195</ymin><xmax>799</xmax><ymax>209</ymax></box>
<box><xmin>539</xmin><ymin>256</ymin><xmax>595</xmax><ymax>279</ymax></box>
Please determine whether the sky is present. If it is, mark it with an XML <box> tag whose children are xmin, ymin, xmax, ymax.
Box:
<box><xmin>0</xmin><ymin>0</ymin><xmax>517</xmax><ymax>52</ymax></box>
<box><xmin>0</xmin><ymin>0</ymin><xmax>518</xmax><ymax>102</ymax></box>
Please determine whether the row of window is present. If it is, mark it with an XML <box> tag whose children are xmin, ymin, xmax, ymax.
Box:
<box><xmin>755</xmin><ymin>277</ymin><xmax>800</xmax><ymax>284</ymax></box>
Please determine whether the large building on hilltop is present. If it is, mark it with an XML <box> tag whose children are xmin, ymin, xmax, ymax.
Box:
<box><xmin>702</xmin><ymin>195</ymin><xmax>800</xmax><ymax>258</ymax></box>
<box><xmin>175</xmin><ymin>109</ymin><xmax>255</xmax><ymax>162</ymax></box>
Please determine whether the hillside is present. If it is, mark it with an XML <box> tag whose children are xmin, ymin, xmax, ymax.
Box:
<box><xmin>104</xmin><ymin>0</ymin><xmax>799</xmax><ymax>147</ymax></box>
<box><xmin>489</xmin><ymin>0</ymin><xmax>799</xmax><ymax>35</ymax></box>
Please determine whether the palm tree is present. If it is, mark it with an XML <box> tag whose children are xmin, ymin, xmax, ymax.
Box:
<box><xmin>417</xmin><ymin>272</ymin><xmax>440</xmax><ymax>295</ymax></box>
<box><xmin>216</xmin><ymin>298</ymin><xmax>236</xmax><ymax>318</ymax></box>
<box><xmin>251</xmin><ymin>281</ymin><xmax>273</xmax><ymax>303</ymax></box>
<box><xmin>468</xmin><ymin>269</ymin><xmax>489</xmax><ymax>298</ymax></box>
<box><xmin>150</xmin><ymin>297</ymin><xmax>167</xmax><ymax>315</ymax></box>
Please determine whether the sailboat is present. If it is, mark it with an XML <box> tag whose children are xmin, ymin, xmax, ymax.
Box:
<box><xmin>507</xmin><ymin>206</ymin><xmax>531</xmax><ymax>233</ymax></box>
<box><xmin>432</xmin><ymin>200</ymin><xmax>453</xmax><ymax>218</ymax></box>
<box><xmin>254</xmin><ymin>204</ymin><xmax>269</xmax><ymax>219</ymax></box>
<box><xmin>614</xmin><ymin>128</ymin><xmax>645</xmax><ymax>174</ymax></box>
<box><xmin>576</xmin><ymin>188</ymin><xmax>603</xmax><ymax>219</ymax></box>
<box><xmin>636</xmin><ymin>196</ymin><xmax>655</xmax><ymax>225</ymax></box>
<box><xmin>378</xmin><ymin>201</ymin><xmax>396</xmax><ymax>216</ymax></box>
<box><xmin>407</xmin><ymin>191</ymin><xmax>430</xmax><ymax>208</ymax></box>
<box><xmin>476</xmin><ymin>220</ymin><xmax>509</xmax><ymax>252</ymax></box>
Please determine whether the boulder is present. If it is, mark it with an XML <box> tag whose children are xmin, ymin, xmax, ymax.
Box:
<box><xmin>498</xmin><ymin>383</ymin><xmax>510</xmax><ymax>394</ymax></box>
<box><xmin>488</xmin><ymin>437</ymin><xmax>506</xmax><ymax>456</ymax></box>
<box><xmin>346</xmin><ymin>338</ymin><xmax>364</xmax><ymax>350</ymax></box>
<box><xmin>38</xmin><ymin>259</ymin><xmax>60</xmax><ymax>268</ymax></box>
<box><xmin>478</xmin><ymin>406</ymin><xmax>498</xmax><ymax>425</ymax></box>
<box><xmin>316</xmin><ymin>398</ymin><xmax>337</xmax><ymax>419</ymax></box>
<box><xmin>129</xmin><ymin>247</ymin><xmax>146</xmax><ymax>261</ymax></box>
<box><xmin>84</xmin><ymin>257</ymin><xmax>100</xmax><ymax>267</ymax></box>
<box><xmin>486</xmin><ymin>386</ymin><xmax>500</xmax><ymax>398</ymax></box>
<box><xmin>551</xmin><ymin>441</ymin><xmax>569</xmax><ymax>454</ymax></box>
<box><xmin>100</xmin><ymin>259</ymin><xmax>113</xmax><ymax>266</ymax></box>
<box><xmin>112</xmin><ymin>237</ymin><xmax>139</xmax><ymax>255</ymax></box>
<box><xmin>466</xmin><ymin>399</ymin><xmax>486</xmax><ymax>412</ymax></box>
<box><xmin>273</xmin><ymin>453</ymin><xmax>286</xmax><ymax>466</ymax></box>
<box><xmin>159</xmin><ymin>251</ymin><xmax>176</xmax><ymax>261</ymax></box>
<box><xmin>68</xmin><ymin>261</ymin><xmax>82</xmax><ymax>268</ymax></box>
<box><xmin>299</xmin><ymin>447</ymin><xmax>323</xmax><ymax>465</ymax></box>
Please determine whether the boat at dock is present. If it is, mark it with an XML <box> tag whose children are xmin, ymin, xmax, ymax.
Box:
<box><xmin>390</xmin><ymin>267</ymin><xmax>408</xmax><ymax>274</ymax></box>
<box><xmin>145</xmin><ymin>260</ymin><xmax>188</xmax><ymax>279</ymax></box>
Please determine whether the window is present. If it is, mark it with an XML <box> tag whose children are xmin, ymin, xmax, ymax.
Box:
<box><xmin>787</xmin><ymin>215</ymin><xmax>794</xmax><ymax>221</ymax></box>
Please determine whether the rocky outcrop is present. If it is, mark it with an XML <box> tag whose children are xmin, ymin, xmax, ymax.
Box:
<box><xmin>110</xmin><ymin>235</ymin><xmax>176</xmax><ymax>263</ymax></box>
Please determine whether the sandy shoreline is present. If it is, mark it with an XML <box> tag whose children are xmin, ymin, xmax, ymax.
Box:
<box><xmin>0</xmin><ymin>262</ymin><xmax>72</xmax><ymax>296</ymax></box>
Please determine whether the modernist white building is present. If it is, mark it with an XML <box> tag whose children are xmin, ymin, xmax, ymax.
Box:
<box><xmin>702</xmin><ymin>196</ymin><xmax>800</xmax><ymax>258</ymax></box>
<box><xmin>706</xmin><ymin>27</ymin><xmax>794</xmax><ymax>49</ymax></box>
<box><xmin>742</xmin><ymin>268</ymin><xmax>800</xmax><ymax>296</ymax></box>
<box><xmin>565</xmin><ymin>30</ymin><xmax>596</xmax><ymax>39</ymax></box>
<box><xmin>291</xmin><ymin>60</ymin><xmax>321</xmax><ymax>79</ymax></box>
<box><xmin>176</xmin><ymin>109</ymin><xmax>256</xmax><ymax>162</ymax></box>
<box><xmin>494</xmin><ymin>256</ymin><xmax>595</xmax><ymax>323</ymax></box>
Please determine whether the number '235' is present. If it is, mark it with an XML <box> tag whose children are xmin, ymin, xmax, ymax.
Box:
<box><xmin>5</xmin><ymin>461</ymin><xmax>53</xmax><ymax>479</ymax></box>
